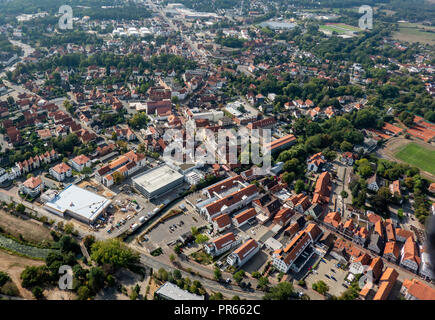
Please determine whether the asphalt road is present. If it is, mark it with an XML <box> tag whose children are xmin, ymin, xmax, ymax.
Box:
<box><xmin>139</xmin><ymin>253</ymin><xmax>264</xmax><ymax>300</ymax></box>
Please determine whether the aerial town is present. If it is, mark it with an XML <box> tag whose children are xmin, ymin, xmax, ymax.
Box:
<box><xmin>0</xmin><ymin>0</ymin><xmax>434</xmax><ymax>304</ymax></box>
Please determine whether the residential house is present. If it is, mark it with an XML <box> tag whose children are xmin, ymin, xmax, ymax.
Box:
<box><xmin>383</xmin><ymin>241</ymin><xmax>400</xmax><ymax>263</ymax></box>
<box><xmin>227</xmin><ymin>239</ymin><xmax>260</xmax><ymax>267</ymax></box>
<box><xmin>368</xmin><ymin>233</ymin><xmax>385</xmax><ymax>255</ymax></box>
<box><xmin>20</xmin><ymin>176</ymin><xmax>44</xmax><ymax>198</ymax></box>
<box><xmin>212</xmin><ymin>214</ymin><xmax>231</xmax><ymax>233</ymax></box>
<box><xmin>200</xmin><ymin>184</ymin><xmax>258</xmax><ymax>221</ymax></box>
<box><xmin>204</xmin><ymin>232</ymin><xmax>241</xmax><ymax>257</ymax></box>
<box><xmin>232</xmin><ymin>208</ymin><xmax>257</xmax><ymax>228</ymax></box>
<box><xmin>272</xmin><ymin>223</ymin><xmax>322</xmax><ymax>273</ymax></box>
<box><xmin>49</xmin><ymin>163</ymin><xmax>72</xmax><ymax>181</ymax></box>
<box><xmin>400</xmin><ymin>279</ymin><xmax>435</xmax><ymax>300</ymax></box>
<box><xmin>70</xmin><ymin>154</ymin><xmax>91</xmax><ymax>172</ymax></box>
<box><xmin>400</xmin><ymin>237</ymin><xmax>420</xmax><ymax>274</ymax></box>
<box><xmin>373</xmin><ymin>268</ymin><xmax>399</xmax><ymax>300</ymax></box>
<box><xmin>307</xmin><ymin>152</ymin><xmax>326</xmax><ymax>172</ymax></box>
<box><xmin>367</xmin><ymin>173</ymin><xmax>381</xmax><ymax>192</ymax></box>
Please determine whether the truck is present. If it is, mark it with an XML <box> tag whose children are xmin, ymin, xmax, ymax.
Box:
<box><xmin>130</xmin><ymin>223</ymin><xmax>139</xmax><ymax>231</ymax></box>
<box><xmin>139</xmin><ymin>216</ymin><xmax>146</xmax><ymax>223</ymax></box>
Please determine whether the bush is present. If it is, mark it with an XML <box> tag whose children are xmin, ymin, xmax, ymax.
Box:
<box><xmin>20</xmin><ymin>266</ymin><xmax>51</xmax><ymax>289</ymax></box>
<box><xmin>0</xmin><ymin>271</ymin><xmax>10</xmax><ymax>286</ymax></box>
<box><xmin>233</xmin><ymin>270</ymin><xmax>245</xmax><ymax>283</ymax></box>
<box><xmin>32</xmin><ymin>286</ymin><xmax>44</xmax><ymax>299</ymax></box>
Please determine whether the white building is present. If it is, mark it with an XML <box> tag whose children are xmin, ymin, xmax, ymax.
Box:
<box><xmin>204</xmin><ymin>232</ymin><xmax>241</xmax><ymax>257</ymax></box>
<box><xmin>49</xmin><ymin>163</ymin><xmax>72</xmax><ymax>181</ymax></box>
<box><xmin>44</xmin><ymin>184</ymin><xmax>111</xmax><ymax>224</ymax></box>
<box><xmin>70</xmin><ymin>154</ymin><xmax>91</xmax><ymax>172</ymax></box>
<box><xmin>227</xmin><ymin>239</ymin><xmax>260</xmax><ymax>268</ymax></box>
<box><xmin>184</xmin><ymin>169</ymin><xmax>204</xmax><ymax>186</ymax></box>
<box><xmin>0</xmin><ymin>168</ymin><xmax>10</xmax><ymax>184</ymax></box>
<box><xmin>20</xmin><ymin>176</ymin><xmax>44</xmax><ymax>198</ymax></box>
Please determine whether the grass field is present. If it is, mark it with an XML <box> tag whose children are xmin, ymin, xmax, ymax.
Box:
<box><xmin>395</xmin><ymin>143</ymin><xmax>435</xmax><ymax>175</ymax></box>
<box><xmin>393</xmin><ymin>22</ymin><xmax>435</xmax><ymax>45</ymax></box>
<box><xmin>320</xmin><ymin>23</ymin><xmax>361</xmax><ymax>35</ymax></box>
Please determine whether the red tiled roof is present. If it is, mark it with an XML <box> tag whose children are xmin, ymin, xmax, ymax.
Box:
<box><xmin>212</xmin><ymin>214</ymin><xmax>231</xmax><ymax>228</ymax></box>
<box><xmin>212</xmin><ymin>232</ymin><xmax>236</xmax><ymax>250</ymax></box>
<box><xmin>233</xmin><ymin>239</ymin><xmax>258</xmax><ymax>260</ymax></box>
<box><xmin>233</xmin><ymin>208</ymin><xmax>257</xmax><ymax>225</ymax></box>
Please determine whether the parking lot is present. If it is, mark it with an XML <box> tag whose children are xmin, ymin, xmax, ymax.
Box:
<box><xmin>146</xmin><ymin>212</ymin><xmax>207</xmax><ymax>246</ymax></box>
<box><xmin>304</xmin><ymin>254</ymin><xmax>348</xmax><ymax>297</ymax></box>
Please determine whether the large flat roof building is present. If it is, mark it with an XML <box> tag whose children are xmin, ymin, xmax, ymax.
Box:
<box><xmin>132</xmin><ymin>164</ymin><xmax>184</xmax><ymax>199</ymax></box>
<box><xmin>44</xmin><ymin>184</ymin><xmax>111</xmax><ymax>224</ymax></box>
<box><xmin>155</xmin><ymin>282</ymin><xmax>204</xmax><ymax>300</ymax></box>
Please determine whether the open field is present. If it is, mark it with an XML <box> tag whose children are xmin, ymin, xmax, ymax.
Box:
<box><xmin>0</xmin><ymin>210</ymin><xmax>53</xmax><ymax>245</ymax></box>
<box><xmin>320</xmin><ymin>23</ymin><xmax>361</xmax><ymax>35</ymax></box>
<box><xmin>376</xmin><ymin>137</ymin><xmax>435</xmax><ymax>182</ymax></box>
<box><xmin>394</xmin><ymin>143</ymin><xmax>435</xmax><ymax>175</ymax></box>
<box><xmin>393</xmin><ymin>22</ymin><xmax>435</xmax><ymax>45</ymax></box>
<box><xmin>0</xmin><ymin>250</ymin><xmax>45</xmax><ymax>299</ymax></box>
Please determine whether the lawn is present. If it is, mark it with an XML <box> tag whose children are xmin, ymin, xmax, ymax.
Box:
<box><xmin>394</xmin><ymin>143</ymin><xmax>435</xmax><ymax>175</ymax></box>
<box><xmin>393</xmin><ymin>22</ymin><xmax>435</xmax><ymax>45</ymax></box>
<box><xmin>320</xmin><ymin>23</ymin><xmax>361</xmax><ymax>35</ymax></box>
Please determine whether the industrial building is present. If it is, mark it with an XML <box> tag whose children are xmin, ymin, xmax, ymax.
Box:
<box><xmin>132</xmin><ymin>164</ymin><xmax>184</xmax><ymax>199</ymax></box>
<box><xmin>44</xmin><ymin>184</ymin><xmax>111</xmax><ymax>224</ymax></box>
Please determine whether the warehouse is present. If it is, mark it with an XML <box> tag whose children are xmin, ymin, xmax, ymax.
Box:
<box><xmin>132</xmin><ymin>164</ymin><xmax>184</xmax><ymax>199</ymax></box>
<box><xmin>44</xmin><ymin>184</ymin><xmax>111</xmax><ymax>224</ymax></box>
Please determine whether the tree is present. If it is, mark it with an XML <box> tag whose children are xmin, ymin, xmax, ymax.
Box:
<box><xmin>233</xmin><ymin>270</ymin><xmax>245</xmax><ymax>283</ymax></box>
<box><xmin>174</xmin><ymin>244</ymin><xmax>182</xmax><ymax>254</ymax></box>
<box><xmin>77</xmin><ymin>286</ymin><xmax>91</xmax><ymax>300</ymax></box>
<box><xmin>173</xmin><ymin>269</ymin><xmax>182</xmax><ymax>280</ymax></box>
<box><xmin>83</xmin><ymin>235</ymin><xmax>96</xmax><ymax>251</ymax></box>
<box><xmin>169</xmin><ymin>254</ymin><xmax>176</xmax><ymax>263</ymax></box>
<box><xmin>257</xmin><ymin>276</ymin><xmax>269</xmax><ymax>290</ymax></box>
<box><xmin>340</xmin><ymin>190</ymin><xmax>348</xmax><ymax>199</ymax></box>
<box><xmin>294</xmin><ymin>179</ymin><xmax>306</xmax><ymax>194</ymax></box>
<box><xmin>214</xmin><ymin>267</ymin><xmax>222</xmax><ymax>281</ymax></box>
<box><xmin>0</xmin><ymin>271</ymin><xmax>10</xmax><ymax>287</ymax></box>
<box><xmin>90</xmin><ymin>239</ymin><xmax>139</xmax><ymax>270</ymax></box>
<box><xmin>312</xmin><ymin>280</ymin><xmax>329</xmax><ymax>295</ymax></box>
<box><xmin>340</xmin><ymin>141</ymin><xmax>353</xmax><ymax>152</ymax></box>
<box><xmin>209</xmin><ymin>292</ymin><xmax>224</xmax><ymax>300</ymax></box>
<box><xmin>87</xmin><ymin>267</ymin><xmax>106</xmax><ymax>293</ymax></box>
<box><xmin>64</xmin><ymin>223</ymin><xmax>74</xmax><ymax>234</ymax></box>
<box><xmin>32</xmin><ymin>286</ymin><xmax>44</xmax><ymax>299</ymax></box>
<box><xmin>128</xmin><ymin>112</ymin><xmax>149</xmax><ymax>129</ymax></box>
<box><xmin>195</xmin><ymin>234</ymin><xmax>209</xmax><ymax>244</ymax></box>
<box><xmin>112</xmin><ymin>171</ymin><xmax>125</xmax><ymax>185</ymax></box>
<box><xmin>81</xmin><ymin>167</ymin><xmax>93</xmax><ymax>175</ymax></box>
<box><xmin>191</xmin><ymin>227</ymin><xmax>199</xmax><ymax>236</ymax></box>
<box><xmin>20</xmin><ymin>266</ymin><xmax>51</xmax><ymax>288</ymax></box>
<box><xmin>157</xmin><ymin>268</ymin><xmax>168</xmax><ymax>281</ymax></box>
<box><xmin>16</xmin><ymin>203</ymin><xmax>26</xmax><ymax>214</ymax></box>
<box><xmin>263</xmin><ymin>282</ymin><xmax>294</xmax><ymax>300</ymax></box>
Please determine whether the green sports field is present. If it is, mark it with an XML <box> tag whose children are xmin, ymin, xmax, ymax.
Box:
<box><xmin>394</xmin><ymin>143</ymin><xmax>435</xmax><ymax>175</ymax></box>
